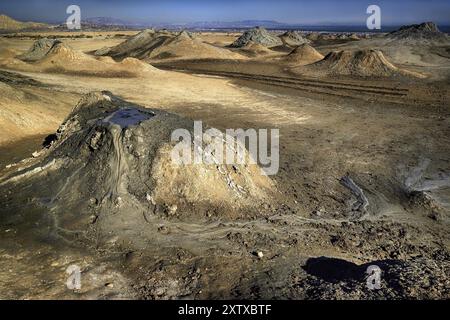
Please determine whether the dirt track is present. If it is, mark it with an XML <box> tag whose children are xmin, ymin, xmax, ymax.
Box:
<box><xmin>157</xmin><ymin>65</ymin><xmax>410</xmax><ymax>97</ymax></box>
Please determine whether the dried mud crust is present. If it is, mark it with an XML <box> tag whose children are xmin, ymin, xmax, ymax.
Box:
<box><xmin>120</xmin><ymin>216</ymin><xmax>449</xmax><ymax>299</ymax></box>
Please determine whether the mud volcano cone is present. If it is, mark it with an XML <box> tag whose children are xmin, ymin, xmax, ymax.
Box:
<box><xmin>16</xmin><ymin>39</ymin><xmax>160</xmax><ymax>76</ymax></box>
<box><xmin>94</xmin><ymin>28</ymin><xmax>166</xmax><ymax>59</ymax></box>
<box><xmin>279</xmin><ymin>31</ymin><xmax>310</xmax><ymax>46</ymax></box>
<box><xmin>285</xmin><ymin>44</ymin><xmax>324</xmax><ymax>65</ymax></box>
<box><xmin>230</xmin><ymin>26</ymin><xmax>283</xmax><ymax>48</ymax></box>
<box><xmin>0</xmin><ymin>92</ymin><xmax>273</xmax><ymax>242</ymax></box>
<box><xmin>17</xmin><ymin>38</ymin><xmax>61</xmax><ymax>62</ymax></box>
<box><xmin>312</xmin><ymin>49</ymin><xmax>424</xmax><ymax>77</ymax></box>
<box><xmin>39</xmin><ymin>41</ymin><xmax>85</xmax><ymax>62</ymax></box>
<box><xmin>388</xmin><ymin>22</ymin><xmax>449</xmax><ymax>43</ymax></box>
<box><xmin>95</xmin><ymin>28</ymin><xmax>241</xmax><ymax>61</ymax></box>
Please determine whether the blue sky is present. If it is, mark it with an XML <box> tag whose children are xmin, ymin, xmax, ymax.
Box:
<box><xmin>1</xmin><ymin>0</ymin><xmax>449</xmax><ymax>25</ymax></box>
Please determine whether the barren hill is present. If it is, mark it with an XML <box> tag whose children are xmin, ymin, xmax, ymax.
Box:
<box><xmin>0</xmin><ymin>14</ymin><xmax>48</xmax><ymax>31</ymax></box>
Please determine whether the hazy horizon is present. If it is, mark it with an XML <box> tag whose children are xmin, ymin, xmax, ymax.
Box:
<box><xmin>1</xmin><ymin>0</ymin><xmax>449</xmax><ymax>26</ymax></box>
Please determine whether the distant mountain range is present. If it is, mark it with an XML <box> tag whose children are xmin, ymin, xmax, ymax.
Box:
<box><xmin>78</xmin><ymin>18</ymin><xmax>289</xmax><ymax>30</ymax></box>
<box><xmin>83</xmin><ymin>17</ymin><xmax>131</xmax><ymax>26</ymax></box>
<box><xmin>76</xmin><ymin>18</ymin><xmax>385</xmax><ymax>31</ymax></box>
<box><xmin>168</xmin><ymin>20</ymin><xmax>289</xmax><ymax>29</ymax></box>
<box><xmin>82</xmin><ymin>17</ymin><xmax>144</xmax><ymax>28</ymax></box>
<box><xmin>80</xmin><ymin>18</ymin><xmax>450</xmax><ymax>33</ymax></box>
<box><xmin>1</xmin><ymin>14</ymin><xmax>449</xmax><ymax>33</ymax></box>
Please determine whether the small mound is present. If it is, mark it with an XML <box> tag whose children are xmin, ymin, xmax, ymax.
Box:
<box><xmin>119</xmin><ymin>57</ymin><xmax>160</xmax><ymax>72</ymax></box>
<box><xmin>176</xmin><ymin>30</ymin><xmax>195</xmax><ymax>40</ymax></box>
<box><xmin>317</xmin><ymin>33</ymin><xmax>337</xmax><ymax>41</ymax></box>
<box><xmin>279</xmin><ymin>31</ymin><xmax>310</xmax><ymax>46</ymax></box>
<box><xmin>284</xmin><ymin>44</ymin><xmax>324</xmax><ymax>65</ymax></box>
<box><xmin>305</xmin><ymin>33</ymin><xmax>320</xmax><ymax>41</ymax></box>
<box><xmin>311</xmin><ymin>49</ymin><xmax>425</xmax><ymax>78</ymax></box>
<box><xmin>230</xmin><ymin>26</ymin><xmax>283</xmax><ymax>48</ymax></box>
<box><xmin>38</xmin><ymin>42</ymin><xmax>85</xmax><ymax>64</ymax></box>
<box><xmin>238</xmin><ymin>41</ymin><xmax>275</xmax><ymax>56</ymax></box>
<box><xmin>17</xmin><ymin>38</ymin><xmax>61</xmax><ymax>62</ymax></box>
<box><xmin>119</xmin><ymin>28</ymin><xmax>157</xmax><ymax>45</ymax></box>
<box><xmin>388</xmin><ymin>22</ymin><xmax>449</xmax><ymax>43</ymax></box>
<box><xmin>348</xmin><ymin>33</ymin><xmax>360</xmax><ymax>40</ymax></box>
